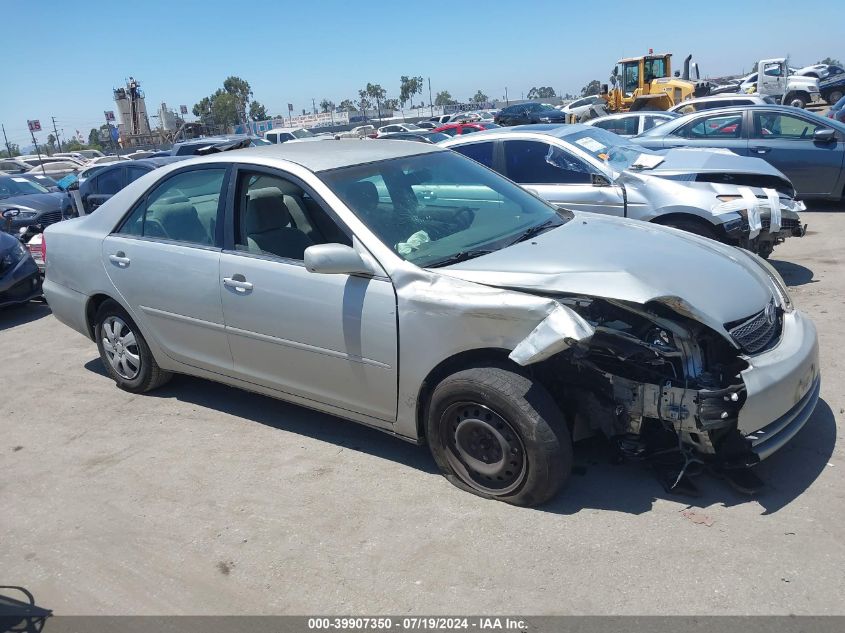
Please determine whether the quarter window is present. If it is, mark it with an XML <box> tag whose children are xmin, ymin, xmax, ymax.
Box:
<box><xmin>95</xmin><ymin>169</ymin><xmax>123</xmax><ymax>194</ymax></box>
<box><xmin>503</xmin><ymin>140</ymin><xmax>592</xmax><ymax>185</ymax></box>
<box><xmin>117</xmin><ymin>168</ymin><xmax>226</xmax><ymax>246</ymax></box>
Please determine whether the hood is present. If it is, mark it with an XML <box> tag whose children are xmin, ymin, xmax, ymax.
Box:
<box><xmin>789</xmin><ymin>76</ymin><xmax>820</xmax><ymax>89</ymax></box>
<box><xmin>644</xmin><ymin>147</ymin><xmax>788</xmax><ymax>178</ymax></box>
<box><xmin>0</xmin><ymin>192</ymin><xmax>65</xmax><ymax>213</ymax></box>
<box><xmin>436</xmin><ymin>213</ymin><xmax>776</xmax><ymax>337</ymax></box>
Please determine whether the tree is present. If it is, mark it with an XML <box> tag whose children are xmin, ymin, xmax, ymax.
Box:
<box><xmin>193</xmin><ymin>91</ymin><xmax>221</xmax><ymax>125</ymax></box>
<box><xmin>249</xmin><ymin>101</ymin><xmax>268</xmax><ymax>121</ymax></box>
<box><xmin>818</xmin><ymin>57</ymin><xmax>842</xmax><ymax>66</ymax></box>
<box><xmin>47</xmin><ymin>134</ymin><xmax>57</xmax><ymax>151</ymax></box>
<box><xmin>527</xmin><ymin>86</ymin><xmax>556</xmax><ymax>99</ymax></box>
<box><xmin>88</xmin><ymin>128</ymin><xmax>101</xmax><ymax>148</ymax></box>
<box><xmin>399</xmin><ymin>75</ymin><xmax>424</xmax><ymax>108</ymax></box>
<box><xmin>223</xmin><ymin>76</ymin><xmax>253</xmax><ymax>121</ymax></box>
<box><xmin>580</xmin><ymin>80</ymin><xmax>601</xmax><ymax>97</ymax></box>
<box><xmin>356</xmin><ymin>89</ymin><xmax>372</xmax><ymax>113</ymax></box>
<box><xmin>319</xmin><ymin>99</ymin><xmax>335</xmax><ymax>113</ymax></box>
<box><xmin>364</xmin><ymin>83</ymin><xmax>387</xmax><ymax>120</ymax></box>
<box><xmin>338</xmin><ymin>99</ymin><xmax>357</xmax><ymax>112</ymax></box>
<box><xmin>383</xmin><ymin>98</ymin><xmax>399</xmax><ymax>111</ymax></box>
<box><xmin>471</xmin><ymin>90</ymin><xmax>489</xmax><ymax>104</ymax></box>
<box><xmin>434</xmin><ymin>90</ymin><xmax>456</xmax><ymax>106</ymax></box>
<box><xmin>0</xmin><ymin>143</ymin><xmax>21</xmax><ymax>158</ymax></box>
<box><xmin>211</xmin><ymin>92</ymin><xmax>240</xmax><ymax>127</ymax></box>
<box><xmin>751</xmin><ymin>61</ymin><xmax>758</xmax><ymax>73</ymax></box>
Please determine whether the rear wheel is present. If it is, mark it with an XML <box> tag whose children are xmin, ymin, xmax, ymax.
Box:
<box><xmin>826</xmin><ymin>90</ymin><xmax>843</xmax><ymax>104</ymax></box>
<box><xmin>426</xmin><ymin>366</ymin><xmax>572</xmax><ymax>507</ymax></box>
<box><xmin>94</xmin><ymin>300</ymin><xmax>172</xmax><ymax>393</ymax></box>
<box><xmin>656</xmin><ymin>216</ymin><xmax>720</xmax><ymax>241</ymax></box>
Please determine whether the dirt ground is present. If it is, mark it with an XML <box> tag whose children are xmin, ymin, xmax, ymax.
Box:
<box><xmin>1</xmin><ymin>204</ymin><xmax>843</xmax><ymax>615</ymax></box>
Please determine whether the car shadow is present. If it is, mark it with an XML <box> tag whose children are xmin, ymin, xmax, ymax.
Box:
<box><xmin>82</xmin><ymin>360</ymin><xmax>438</xmax><ymax>474</ymax></box>
<box><xmin>0</xmin><ymin>586</ymin><xmax>51</xmax><ymax>633</ymax></box>
<box><xmin>538</xmin><ymin>398</ymin><xmax>836</xmax><ymax>516</ymax></box>
<box><xmin>85</xmin><ymin>359</ymin><xmax>836</xmax><ymax>517</ymax></box>
<box><xmin>803</xmin><ymin>200</ymin><xmax>845</xmax><ymax>213</ymax></box>
<box><xmin>0</xmin><ymin>302</ymin><xmax>50</xmax><ymax>332</ymax></box>
<box><xmin>770</xmin><ymin>259</ymin><xmax>815</xmax><ymax>286</ymax></box>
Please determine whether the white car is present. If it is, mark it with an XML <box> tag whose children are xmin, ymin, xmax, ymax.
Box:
<box><xmin>377</xmin><ymin>123</ymin><xmax>426</xmax><ymax>136</ymax></box>
<box><xmin>557</xmin><ymin>96</ymin><xmax>604</xmax><ymax>118</ymax></box>
<box><xmin>668</xmin><ymin>94</ymin><xmax>777</xmax><ymax>115</ymax></box>
<box><xmin>585</xmin><ymin>111</ymin><xmax>678</xmax><ymax>136</ymax></box>
<box><xmin>264</xmin><ymin>127</ymin><xmax>317</xmax><ymax>143</ymax></box>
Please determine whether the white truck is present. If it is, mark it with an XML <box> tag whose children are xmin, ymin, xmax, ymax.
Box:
<box><xmin>741</xmin><ymin>58</ymin><xmax>822</xmax><ymax>108</ymax></box>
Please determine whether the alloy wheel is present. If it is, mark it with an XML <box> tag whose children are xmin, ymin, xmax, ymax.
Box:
<box><xmin>101</xmin><ymin>316</ymin><xmax>141</xmax><ymax>380</ymax></box>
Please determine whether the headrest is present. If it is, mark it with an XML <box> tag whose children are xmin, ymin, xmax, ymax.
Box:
<box><xmin>246</xmin><ymin>195</ymin><xmax>291</xmax><ymax>234</ymax></box>
<box><xmin>345</xmin><ymin>181</ymin><xmax>378</xmax><ymax>212</ymax></box>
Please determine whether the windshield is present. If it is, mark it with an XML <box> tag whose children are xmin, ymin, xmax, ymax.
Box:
<box><xmin>0</xmin><ymin>175</ymin><xmax>49</xmax><ymax>197</ymax></box>
<box><xmin>319</xmin><ymin>151</ymin><xmax>571</xmax><ymax>268</ymax></box>
<box><xmin>292</xmin><ymin>129</ymin><xmax>314</xmax><ymax>138</ymax></box>
<box><xmin>561</xmin><ymin>127</ymin><xmax>661</xmax><ymax>173</ymax></box>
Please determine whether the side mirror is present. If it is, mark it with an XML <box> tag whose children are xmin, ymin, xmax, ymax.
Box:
<box><xmin>304</xmin><ymin>243</ymin><xmax>373</xmax><ymax>276</ymax></box>
<box><xmin>591</xmin><ymin>174</ymin><xmax>612</xmax><ymax>187</ymax></box>
<box><xmin>813</xmin><ymin>128</ymin><xmax>836</xmax><ymax>143</ymax></box>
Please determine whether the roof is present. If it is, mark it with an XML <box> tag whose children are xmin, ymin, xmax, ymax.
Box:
<box><xmin>176</xmin><ymin>139</ymin><xmax>445</xmax><ymax>172</ymax></box>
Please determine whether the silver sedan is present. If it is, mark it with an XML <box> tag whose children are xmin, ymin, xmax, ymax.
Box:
<box><xmin>44</xmin><ymin>141</ymin><xmax>819</xmax><ymax>506</ymax></box>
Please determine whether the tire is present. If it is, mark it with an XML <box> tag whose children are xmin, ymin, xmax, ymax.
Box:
<box><xmin>826</xmin><ymin>89</ymin><xmax>843</xmax><ymax>104</ymax></box>
<box><xmin>785</xmin><ymin>92</ymin><xmax>808</xmax><ymax>108</ymax></box>
<box><xmin>426</xmin><ymin>366</ymin><xmax>572</xmax><ymax>507</ymax></box>
<box><xmin>94</xmin><ymin>299</ymin><xmax>172</xmax><ymax>393</ymax></box>
<box><xmin>656</xmin><ymin>216</ymin><xmax>719</xmax><ymax>241</ymax></box>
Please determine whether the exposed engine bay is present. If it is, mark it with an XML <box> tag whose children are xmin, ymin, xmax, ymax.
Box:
<box><xmin>525</xmin><ymin>295</ymin><xmax>773</xmax><ymax>492</ymax></box>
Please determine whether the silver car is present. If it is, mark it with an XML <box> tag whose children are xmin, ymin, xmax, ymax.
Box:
<box><xmin>585</xmin><ymin>111</ymin><xmax>679</xmax><ymax>137</ymax></box>
<box><xmin>441</xmin><ymin>124</ymin><xmax>805</xmax><ymax>258</ymax></box>
<box><xmin>43</xmin><ymin>142</ymin><xmax>820</xmax><ymax>506</ymax></box>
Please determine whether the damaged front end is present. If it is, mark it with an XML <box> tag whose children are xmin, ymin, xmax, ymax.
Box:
<box><xmin>511</xmin><ymin>295</ymin><xmax>769</xmax><ymax>477</ymax></box>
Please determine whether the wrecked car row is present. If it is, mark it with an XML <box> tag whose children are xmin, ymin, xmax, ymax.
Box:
<box><xmin>43</xmin><ymin>141</ymin><xmax>820</xmax><ymax>506</ymax></box>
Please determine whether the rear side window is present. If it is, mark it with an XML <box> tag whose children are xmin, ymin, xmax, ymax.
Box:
<box><xmin>117</xmin><ymin>168</ymin><xmax>226</xmax><ymax>246</ymax></box>
<box><xmin>593</xmin><ymin>117</ymin><xmax>638</xmax><ymax>136</ymax></box>
<box><xmin>503</xmin><ymin>140</ymin><xmax>592</xmax><ymax>185</ymax></box>
<box><xmin>95</xmin><ymin>169</ymin><xmax>123</xmax><ymax>194</ymax></box>
<box><xmin>126</xmin><ymin>166</ymin><xmax>148</xmax><ymax>184</ymax></box>
<box><xmin>452</xmin><ymin>141</ymin><xmax>495</xmax><ymax>168</ymax></box>
<box><xmin>677</xmin><ymin>113</ymin><xmax>743</xmax><ymax>138</ymax></box>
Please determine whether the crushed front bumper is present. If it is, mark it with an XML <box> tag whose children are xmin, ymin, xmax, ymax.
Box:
<box><xmin>737</xmin><ymin>309</ymin><xmax>820</xmax><ymax>460</ymax></box>
<box><xmin>0</xmin><ymin>255</ymin><xmax>42</xmax><ymax>308</ymax></box>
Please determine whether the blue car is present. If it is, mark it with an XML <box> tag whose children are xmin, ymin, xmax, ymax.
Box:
<box><xmin>632</xmin><ymin>105</ymin><xmax>845</xmax><ymax>200</ymax></box>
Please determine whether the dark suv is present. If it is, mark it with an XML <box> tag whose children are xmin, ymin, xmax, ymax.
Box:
<box><xmin>495</xmin><ymin>103</ymin><xmax>567</xmax><ymax>126</ymax></box>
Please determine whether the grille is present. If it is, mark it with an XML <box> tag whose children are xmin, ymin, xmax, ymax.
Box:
<box><xmin>728</xmin><ymin>302</ymin><xmax>781</xmax><ymax>354</ymax></box>
<box><xmin>38</xmin><ymin>210</ymin><xmax>63</xmax><ymax>226</ymax></box>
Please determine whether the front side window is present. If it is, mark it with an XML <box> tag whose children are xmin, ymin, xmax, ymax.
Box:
<box><xmin>320</xmin><ymin>152</ymin><xmax>570</xmax><ymax>268</ymax></box>
<box><xmin>763</xmin><ymin>63</ymin><xmax>782</xmax><ymax>77</ymax></box>
<box><xmin>126</xmin><ymin>166</ymin><xmax>148</xmax><ymax>184</ymax></box>
<box><xmin>266</xmin><ymin>133</ymin><xmax>278</xmax><ymax>143</ymax></box>
<box><xmin>452</xmin><ymin>141</ymin><xmax>495</xmax><ymax>168</ymax></box>
<box><xmin>117</xmin><ymin>168</ymin><xmax>225</xmax><ymax>245</ymax></box>
<box><xmin>678</xmin><ymin>113</ymin><xmax>743</xmax><ymax>138</ymax></box>
<box><xmin>593</xmin><ymin>116</ymin><xmax>638</xmax><ymax>136</ymax></box>
<box><xmin>504</xmin><ymin>141</ymin><xmax>592</xmax><ymax>185</ymax></box>
<box><xmin>233</xmin><ymin>171</ymin><xmax>349</xmax><ymax>261</ymax></box>
<box><xmin>752</xmin><ymin>112</ymin><xmax>823</xmax><ymax>139</ymax></box>
<box><xmin>622</xmin><ymin>61</ymin><xmax>639</xmax><ymax>95</ymax></box>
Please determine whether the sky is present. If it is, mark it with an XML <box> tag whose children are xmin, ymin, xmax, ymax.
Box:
<box><xmin>1</xmin><ymin>0</ymin><xmax>842</xmax><ymax>148</ymax></box>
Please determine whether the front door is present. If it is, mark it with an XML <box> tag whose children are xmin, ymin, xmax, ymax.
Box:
<box><xmin>102</xmin><ymin>165</ymin><xmax>232</xmax><ymax>373</ymax></box>
<box><xmin>748</xmin><ymin>109</ymin><xmax>843</xmax><ymax>197</ymax></box>
<box><xmin>501</xmin><ymin>139</ymin><xmax>626</xmax><ymax>215</ymax></box>
<box><xmin>219</xmin><ymin>167</ymin><xmax>398</xmax><ymax>423</ymax></box>
<box><xmin>758</xmin><ymin>60</ymin><xmax>786</xmax><ymax>98</ymax></box>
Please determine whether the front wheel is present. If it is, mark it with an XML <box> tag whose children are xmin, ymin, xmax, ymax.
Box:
<box><xmin>785</xmin><ymin>92</ymin><xmax>808</xmax><ymax>108</ymax></box>
<box><xmin>94</xmin><ymin>300</ymin><xmax>172</xmax><ymax>393</ymax></box>
<box><xmin>426</xmin><ymin>367</ymin><xmax>572</xmax><ymax>507</ymax></box>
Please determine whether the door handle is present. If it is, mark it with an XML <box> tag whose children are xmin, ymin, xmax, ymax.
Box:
<box><xmin>108</xmin><ymin>251</ymin><xmax>130</xmax><ymax>267</ymax></box>
<box><xmin>751</xmin><ymin>146</ymin><xmax>771</xmax><ymax>154</ymax></box>
<box><xmin>223</xmin><ymin>275</ymin><xmax>253</xmax><ymax>293</ymax></box>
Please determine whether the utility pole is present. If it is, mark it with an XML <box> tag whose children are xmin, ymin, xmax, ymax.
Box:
<box><xmin>505</xmin><ymin>87</ymin><xmax>509</xmax><ymax>106</ymax></box>
<box><xmin>30</xmin><ymin>129</ymin><xmax>45</xmax><ymax>175</ymax></box>
<box><xmin>428</xmin><ymin>77</ymin><xmax>433</xmax><ymax>117</ymax></box>
<box><xmin>1</xmin><ymin>124</ymin><xmax>13</xmax><ymax>157</ymax></box>
<box><xmin>51</xmin><ymin>116</ymin><xmax>63</xmax><ymax>152</ymax></box>
<box><xmin>312</xmin><ymin>98</ymin><xmax>316</xmax><ymax>115</ymax></box>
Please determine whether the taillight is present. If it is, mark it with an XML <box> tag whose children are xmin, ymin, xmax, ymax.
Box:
<box><xmin>40</xmin><ymin>234</ymin><xmax>46</xmax><ymax>265</ymax></box>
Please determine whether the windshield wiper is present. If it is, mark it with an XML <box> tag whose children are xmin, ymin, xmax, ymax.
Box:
<box><xmin>425</xmin><ymin>249</ymin><xmax>495</xmax><ymax>268</ymax></box>
<box><xmin>507</xmin><ymin>219</ymin><xmax>560</xmax><ymax>246</ymax></box>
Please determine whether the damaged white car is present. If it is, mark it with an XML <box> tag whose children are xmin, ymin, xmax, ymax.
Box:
<box><xmin>43</xmin><ymin>142</ymin><xmax>820</xmax><ymax>506</ymax></box>
<box><xmin>442</xmin><ymin>124</ymin><xmax>806</xmax><ymax>258</ymax></box>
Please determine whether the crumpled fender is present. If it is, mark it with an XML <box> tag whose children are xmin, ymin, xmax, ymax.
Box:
<box><xmin>508</xmin><ymin>302</ymin><xmax>594</xmax><ymax>365</ymax></box>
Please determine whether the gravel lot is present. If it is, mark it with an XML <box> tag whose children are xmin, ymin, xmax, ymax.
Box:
<box><xmin>2</xmin><ymin>205</ymin><xmax>843</xmax><ymax>615</ymax></box>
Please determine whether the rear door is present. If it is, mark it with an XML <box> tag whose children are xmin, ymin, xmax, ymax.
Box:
<box><xmin>102</xmin><ymin>164</ymin><xmax>232</xmax><ymax>373</ymax></box>
<box><xmin>748</xmin><ymin>109</ymin><xmax>843</xmax><ymax>196</ymax></box>
<box><xmin>500</xmin><ymin>139</ymin><xmax>625</xmax><ymax>215</ymax></box>
<box><xmin>661</xmin><ymin>109</ymin><xmax>750</xmax><ymax>155</ymax></box>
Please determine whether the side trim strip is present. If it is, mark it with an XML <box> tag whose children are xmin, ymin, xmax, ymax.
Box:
<box><xmin>139</xmin><ymin>305</ymin><xmax>226</xmax><ymax>331</ymax></box>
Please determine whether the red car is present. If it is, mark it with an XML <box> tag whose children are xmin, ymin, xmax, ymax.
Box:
<box><xmin>433</xmin><ymin>122</ymin><xmax>500</xmax><ymax>137</ymax></box>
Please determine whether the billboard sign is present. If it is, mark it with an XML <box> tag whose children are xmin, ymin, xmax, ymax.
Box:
<box><xmin>104</xmin><ymin>110</ymin><xmax>116</xmax><ymax>122</ymax></box>
<box><xmin>180</xmin><ymin>105</ymin><xmax>188</xmax><ymax>115</ymax></box>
